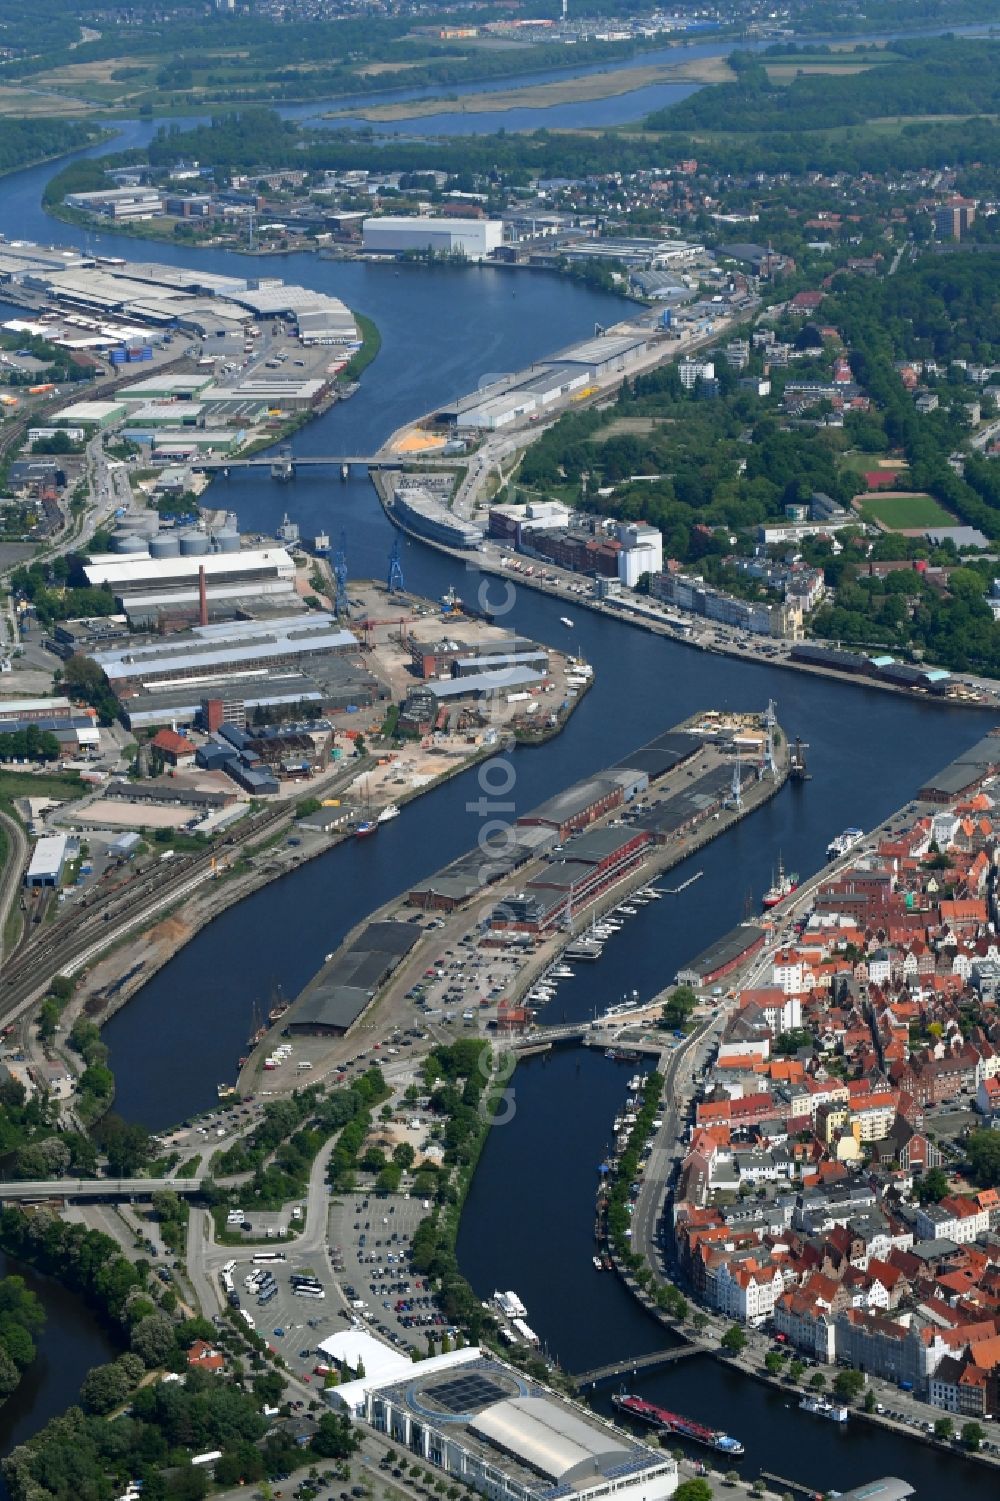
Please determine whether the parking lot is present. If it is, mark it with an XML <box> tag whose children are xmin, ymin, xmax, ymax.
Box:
<box><xmin>328</xmin><ymin>1191</ymin><xmax>456</xmax><ymax>1353</ymax></box>
<box><xmin>217</xmin><ymin>1188</ymin><xmax>453</xmax><ymax>1385</ymax></box>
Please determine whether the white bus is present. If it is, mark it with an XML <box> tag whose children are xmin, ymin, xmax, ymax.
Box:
<box><xmin>221</xmin><ymin>1259</ymin><xmax>236</xmax><ymax>1276</ymax></box>
<box><xmin>292</xmin><ymin>1284</ymin><xmax>326</xmax><ymax>1299</ymax></box>
<box><xmin>240</xmin><ymin>1309</ymin><xmax>255</xmax><ymax>1330</ymax></box>
<box><xmin>221</xmin><ymin>1271</ymin><xmax>234</xmax><ymax>1294</ymax></box>
<box><xmin>252</xmin><ymin>1251</ymin><xmax>287</xmax><ymax>1264</ymax></box>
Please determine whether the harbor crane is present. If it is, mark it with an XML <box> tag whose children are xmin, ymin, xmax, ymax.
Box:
<box><xmin>387</xmin><ymin>537</ymin><xmax>405</xmax><ymax>596</ymax></box>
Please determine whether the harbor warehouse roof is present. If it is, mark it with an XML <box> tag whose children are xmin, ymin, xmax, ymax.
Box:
<box><xmin>470</xmin><ymin>1398</ymin><xmax>631</xmax><ymax>1486</ymax></box>
<box><xmin>835</xmin><ymin>1482</ymin><xmax>913</xmax><ymax>1501</ymax></box>
<box><xmin>677</xmin><ymin>924</ymin><xmax>766</xmax><ymax>985</ymax></box>
<box><xmin>288</xmin><ymin>921</ymin><xmax>420</xmax><ymax>1035</ymax></box>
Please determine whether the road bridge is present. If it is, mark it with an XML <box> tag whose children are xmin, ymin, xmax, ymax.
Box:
<box><xmin>573</xmin><ymin>1346</ymin><xmax>702</xmax><ymax>1387</ymax></box>
<box><xmin>190</xmin><ymin>455</ymin><xmax>405</xmax><ymax>473</ymax></box>
<box><xmin>0</xmin><ymin>1177</ymin><xmax>206</xmax><ymax>1202</ymax></box>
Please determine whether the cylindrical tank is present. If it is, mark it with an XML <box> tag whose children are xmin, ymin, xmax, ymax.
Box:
<box><xmin>149</xmin><ymin>533</ymin><xmax>181</xmax><ymax>559</ymax></box>
<box><xmin>114</xmin><ymin>532</ymin><xmax>147</xmax><ymax>554</ymax></box>
<box><xmin>213</xmin><ymin>525</ymin><xmax>241</xmax><ymax>553</ymax></box>
<box><xmin>179</xmin><ymin>529</ymin><xmax>210</xmax><ymax>556</ymax></box>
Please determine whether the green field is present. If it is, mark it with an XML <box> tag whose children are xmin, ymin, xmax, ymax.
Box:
<box><xmin>859</xmin><ymin>492</ymin><xmax>956</xmax><ymax>529</ymax></box>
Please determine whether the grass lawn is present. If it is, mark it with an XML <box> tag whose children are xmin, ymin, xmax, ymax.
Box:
<box><xmin>0</xmin><ymin>768</ymin><xmax>85</xmax><ymax>808</ymax></box>
<box><xmin>859</xmin><ymin>492</ymin><xmax>955</xmax><ymax>529</ymax></box>
<box><xmin>838</xmin><ymin>449</ymin><xmax>907</xmax><ymax>477</ymax></box>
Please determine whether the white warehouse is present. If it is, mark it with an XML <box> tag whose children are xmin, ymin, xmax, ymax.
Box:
<box><xmin>363</xmin><ymin>216</ymin><xmax>504</xmax><ymax>262</ymax></box>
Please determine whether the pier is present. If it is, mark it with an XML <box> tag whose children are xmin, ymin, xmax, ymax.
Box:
<box><xmin>758</xmin><ymin>1473</ymin><xmax>821</xmax><ymax>1499</ymax></box>
<box><xmin>574</xmin><ymin>1346</ymin><xmax>702</xmax><ymax>1387</ymax></box>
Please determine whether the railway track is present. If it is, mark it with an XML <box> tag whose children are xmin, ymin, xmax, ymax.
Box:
<box><xmin>0</xmin><ymin>801</ymin><xmax>293</xmax><ymax>1019</ymax></box>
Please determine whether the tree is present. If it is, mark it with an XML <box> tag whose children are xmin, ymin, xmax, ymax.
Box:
<box><xmin>809</xmin><ymin>1372</ymin><xmax>827</xmax><ymax>1390</ymax></box>
<box><xmin>863</xmin><ymin>1387</ymin><xmax>876</xmax><ymax>1414</ymax></box>
<box><xmin>79</xmin><ymin>1359</ymin><xmax>133</xmax><ymax>1413</ymax></box>
<box><xmin>661</xmin><ymin>984</ymin><xmax>698</xmax><ymax>1031</ymax></box>
<box><xmin>392</xmin><ymin>1142</ymin><xmax>415</xmax><ymax>1170</ymax></box>
<box><xmin>312</xmin><ymin>1412</ymin><xmax>360</xmax><ymax>1460</ymax></box>
<box><xmin>967</xmin><ymin>1129</ymin><xmax>1000</xmax><ymax>1187</ymax></box>
<box><xmin>787</xmin><ymin>1359</ymin><xmax>805</xmax><ymax>1383</ymax></box>
<box><xmin>94</xmin><ymin>1114</ymin><xmax>151</xmax><ymax>1176</ymax></box>
<box><xmin>833</xmin><ymin>1369</ymin><xmax>865</xmax><ymax>1403</ymax></box>
<box><xmin>130</xmin><ymin>1311</ymin><xmax>176</xmax><ymax>1367</ymax></box>
<box><xmin>915</xmin><ymin>1167</ymin><xmax>949</xmax><ymax>1203</ymax></box>
<box><xmin>673</xmin><ymin>1482</ymin><xmax>713</xmax><ymax>1501</ymax></box>
<box><xmin>961</xmin><ymin>1420</ymin><xmax>985</xmax><ymax>1450</ymax></box>
<box><xmin>934</xmin><ymin>1416</ymin><xmax>954</xmax><ymax>1440</ymax></box>
<box><xmin>764</xmin><ymin>1352</ymin><xmax>784</xmax><ymax>1375</ymax></box>
<box><xmin>720</xmin><ymin>1324</ymin><xmax>747</xmax><ymax>1356</ymax></box>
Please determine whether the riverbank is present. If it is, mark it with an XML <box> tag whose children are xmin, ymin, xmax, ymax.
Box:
<box><xmin>69</xmin><ymin>604</ymin><xmax>589</xmax><ymax>1097</ymax></box>
<box><xmin>375</xmin><ymin>477</ymin><xmax>1000</xmax><ymax>713</ymax></box>
<box><xmin>322</xmin><ymin>55</ymin><xmax>732</xmax><ymax>123</ymax></box>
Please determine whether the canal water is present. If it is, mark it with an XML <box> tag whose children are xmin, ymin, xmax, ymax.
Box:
<box><xmin>456</xmin><ymin>1050</ymin><xmax>996</xmax><ymax>1501</ymax></box>
<box><xmin>0</xmin><ymin>84</ymin><xmax>998</xmax><ymax>1479</ymax></box>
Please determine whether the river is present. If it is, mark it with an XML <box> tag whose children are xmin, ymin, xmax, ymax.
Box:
<box><xmin>0</xmin><ymin>72</ymin><xmax>998</xmax><ymax>1483</ymax></box>
<box><xmin>0</xmin><ymin>1250</ymin><xmax>118</xmax><ymax>1458</ymax></box>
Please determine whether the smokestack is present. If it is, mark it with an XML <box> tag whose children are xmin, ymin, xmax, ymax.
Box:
<box><xmin>198</xmin><ymin>564</ymin><xmax>208</xmax><ymax>627</ymax></box>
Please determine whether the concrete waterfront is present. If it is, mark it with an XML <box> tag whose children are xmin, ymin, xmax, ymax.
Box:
<box><xmin>235</xmin><ymin>709</ymin><xmax>788</xmax><ymax>1098</ymax></box>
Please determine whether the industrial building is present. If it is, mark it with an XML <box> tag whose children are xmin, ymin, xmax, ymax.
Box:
<box><xmin>362</xmin><ymin>216</ymin><xmax>503</xmax><ymax>262</ymax></box>
<box><xmin>25</xmin><ymin>834</ymin><xmax>72</xmax><ymax>888</ymax></box>
<box><xmin>0</xmin><ymin>697</ymin><xmax>100</xmax><ymax>752</ymax></box>
<box><xmin>616</xmin><ymin>522</ymin><xmax>663</xmax><ymax>588</ymax></box>
<box><xmin>64</xmin><ymin>188</ymin><xmax>163</xmax><ymax>220</ymax></box>
<box><xmin>917</xmin><ymin>735</ymin><xmax>1000</xmax><ymax>803</ymax></box>
<box><xmin>490</xmin><ymin>823</ymin><xmax>650</xmax><ymax>934</ymax></box>
<box><xmin>559</xmin><ymin>235</ymin><xmax>704</xmax><ymax>268</ymax></box>
<box><xmin>52</xmin><ymin>400</ymin><xmax>127</xmax><ymax>431</ymax></box>
<box><xmin>676</xmin><ymin>924</ymin><xmax>767</xmax><ymax>987</ymax></box>
<box><xmin>390</xmin><ymin>482</ymin><xmax>484</xmax><ymax>549</ymax></box>
<box><xmin>443</xmin><ymin>335</ymin><xmax>648</xmax><ymax>433</ymax></box>
<box><xmin>83</xmin><ymin>536</ymin><xmax>299</xmax><ymax>620</ymax></box>
<box><xmin>1</xmin><ymin>242</ymin><xmax>356</xmax><ymax>345</ymax></box>
<box><xmin>94</xmin><ymin>614</ymin><xmax>359</xmax><ymax>692</ymax></box>
<box><xmin>286</xmin><ymin>921</ymin><xmax>422</xmax><ymax>1035</ymax></box>
<box><xmin>327</xmin><ymin>1345</ymin><xmax>678</xmax><ymax>1501</ymax></box>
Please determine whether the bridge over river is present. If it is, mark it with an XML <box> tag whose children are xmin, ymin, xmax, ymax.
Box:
<box><xmin>573</xmin><ymin>1345</ymin><xmax>702</xmax><ymax>1387</ymax></box>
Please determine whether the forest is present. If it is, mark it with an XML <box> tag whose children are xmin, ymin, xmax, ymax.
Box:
<box><xmin>647</xmin><ymin>38</ymin><xmax>1000</xmax><ymax>135</ymax></box>
<box><xmin>0</xmin><ymin>119</ymin><xmax>104</xmax><ymax>179</ymax></box>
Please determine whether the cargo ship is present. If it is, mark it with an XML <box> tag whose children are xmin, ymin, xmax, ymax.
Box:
<box><xmin>611</xmin><ymin>1394</ymin><xmax>744</xmax><ymax>1455</ymax></box>
<box><xmin>762</xmin><ymin>854</ymin><xmax>798</xmax><ymax>909</ymax></box>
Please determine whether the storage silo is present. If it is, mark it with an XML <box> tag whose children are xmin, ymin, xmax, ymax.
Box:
<box><xmin>114</xmin><ymin>531</ymin><xmax>148</xmax><ymax>554</ymax></box>
<box><xmin>179</xmin><ymin>529</ymin><xmax>210</xmax><ymax>557</ymax></box>
<box><xmin>213</xmin><ymin>520</ymin><xmax>241</xmax><ymax>553</ymax></box>
<box><xmin>149</xmin><ymin>533</ymin><xmax>181</xmax><ymax>559</ymax></box>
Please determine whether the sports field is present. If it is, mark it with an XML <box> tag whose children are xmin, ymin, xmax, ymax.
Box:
<box><xmin>858</xmin><ymin>491</ymin><xmax>955</xmax><ymax>529</ymax></box>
